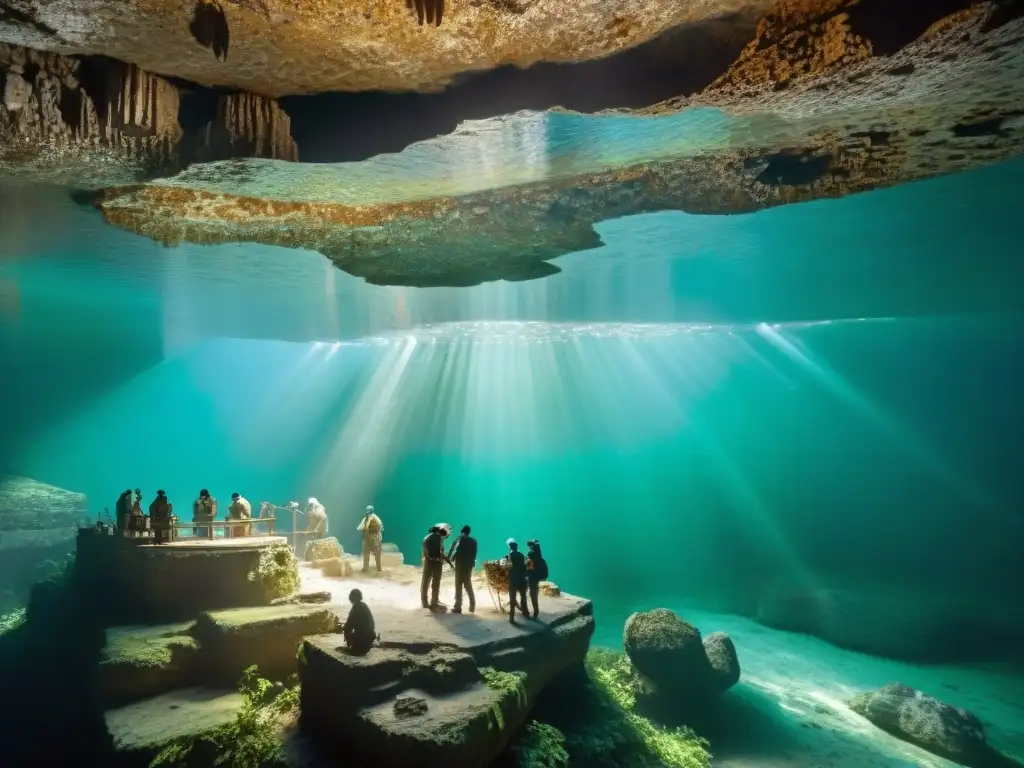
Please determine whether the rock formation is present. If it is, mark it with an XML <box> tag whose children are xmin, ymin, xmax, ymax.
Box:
<box><xmin>849</xmin><ymin>683</ymin><xmax>1024</xmax><ymax>768</ymax></box>
<box><xmin>90</xmin><ymin>1</ymin><xmax>1024</xmax><ymax>287</ymax></box>
<box><xmin>0</xmin><ymin>0</ymin><xmax>776</xmax><ymax>96</ymax></box>
<box><xmin>0</xmin><ymin>475</ymin><xmax>86</xmax><ymax>608</ymax></box>
<box><xmin>298</xmin><ymin>596</ymin><xmax>594</xmax><ymax>766</ymax></box>
<box><xmin>622</xmin><ymin>608</ymin><xmax>741</xmax><ymax>703</ymax></box>
<box><xmin>0</xmin><ymin>42</ymin><xmax>298</xmax><ymax>186</ymax></box>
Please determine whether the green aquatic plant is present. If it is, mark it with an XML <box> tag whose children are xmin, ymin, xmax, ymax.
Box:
<box><xmin>0</xmin><ymin>608</ymin><xmax>25</xmax><ymax>636</ymax></box>
<box><xmin>553</xmin><ymin>647</ymin><xmax>710</xmax><ymax>768</ymax></box>
<box><xmin>515</xmin><ymin>721</ymin><xmax>570</xmax><ymax>768</ymax></box>
<box><xmin>150</xmin><ymin>666</ymin><xmax>299</xmax><ymax>768</ymax></box>
<box><xmin>481</xmin><ymin>666</ymin><xmax>527</xmax><ymax>731</ymax></box>
<box><xmin>247</xmin><ymin>543</ymin><xmax>300</xmax><ymax>601</ymax></box>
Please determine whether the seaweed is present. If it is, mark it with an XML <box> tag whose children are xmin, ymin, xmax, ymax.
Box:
<box><xmin>246</xmin><ymin>543</ymin><xmax>300</xmax><ymax>601</ymax></box>
<box><xmin>150</xmin><ymin>665</ymin><xmax>299</xmax><ymax>768</ymax></box>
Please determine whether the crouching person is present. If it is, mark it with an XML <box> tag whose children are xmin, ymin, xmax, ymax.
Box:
<box><xmin>343</xmin><ymin>588</ymin><xmax>378</xmax><ymax>655</ymax></box>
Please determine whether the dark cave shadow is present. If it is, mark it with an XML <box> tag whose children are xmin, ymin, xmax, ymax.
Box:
<box><xmin>280</xmin><ymin>11</ymin><xmax>755</xmax><ymax>163</ymax></box>
<box><xmin>406</xmin><ymin>0</ymin><xmax>445</xmax><ymax>27</ymax></box>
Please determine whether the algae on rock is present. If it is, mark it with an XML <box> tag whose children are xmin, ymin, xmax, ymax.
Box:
<box><xmin>247</xmin><ymin>543</ymin><xmax>299</xmax><ymax>601</ymax></box>
<box><xmin>150</xmin><ymin>666</ymin><xmax>298</xmax><ymax>768</ymax></box>
<box><xmin>548</xmin><ymin>647</ymin><xmax>711</xmax><ymax>768</ymax></box>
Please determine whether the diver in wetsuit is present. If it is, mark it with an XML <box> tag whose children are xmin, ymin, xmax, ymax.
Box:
<box><xmin>343</xmin><ymin>588</ymin><xmax>378</xmax><ymax>655</ymax></box>
<box><xmin>526</xmin><ymin>539</ymin><xmax>549</xmax><ymax>620</ymax></box>
<box><xmin>505</xmin><ymin>538</ymin><xmax>529</xmax><ymax>623</ymax></box>
<box><xmin>448</xmin><ymin>525</ymin><xmax>477</xmax><ymax>614</ymax></box>
<box><xmin>115</xmin><ymin>489</ymin><xmax>132</xmax><ymax>533</ymax></box>
<box><xmin>420</xmin><ymin>524</ymin><xmax>451</xmax><ymax>610</ymax></box>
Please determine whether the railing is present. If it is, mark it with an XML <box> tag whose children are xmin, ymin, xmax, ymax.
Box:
<box><xmin>167</xmin><ymin>517</ymin><xmax>277</xmax><ymax>541</ymax></box>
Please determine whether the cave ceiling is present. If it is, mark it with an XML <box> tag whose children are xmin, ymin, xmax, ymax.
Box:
<box><xmin>1</xmin><ymin>0</ymin><xmax>1023</xmax><ymax>288</ymax></box>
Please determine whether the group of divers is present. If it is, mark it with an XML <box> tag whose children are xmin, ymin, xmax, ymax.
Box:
<box><xmin>108</xmin><ymin>488</ymin><xmax>330</xmax><ymax>542</ymax></box>
<box><xmin>344</xmin><ymin>519</ymin><xmax>551</xmax><ymax>654</ymax></box>
<box><xmin>105</xmin><ymin>489</ymin><xmax>550</xmax><ymax>653</ymax></box>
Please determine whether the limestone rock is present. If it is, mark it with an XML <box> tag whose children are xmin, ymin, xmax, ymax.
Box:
<box><xmin>304</xmin><ymin>536</ymin><xmax>343</xmax><ymax>562</ymax></box>
<box><xmin>299</xmin><ymin>596</ymin><xmax>594</xmax><ymax>766</ymax></box>
<box><xmin>0</xmin><ymin>42</ymin><xmax>299</xmax><ymax>186</ymax></box>
<box><xmin>0</xmin><ymin>475</ymin><xmax>88</xmax><ymax>545</ymax></box>
<box><xmin>702</xmin><ymin>631</ymin><xmax>740</xmax><ymax>694</ymax></box>
<box><xmin>92</xmin><ymin>2</ymin><xmax>1024</xmax><ymax>287</ymax></box>
<box><xmin>315</xmin><ymin>555</ymin><xmax>353</xmax><ymax>577</ymax></box>
<box><xmin>193</xmin><ymin>603</ymin><xmax>340</xmax><ymax>686</ymax></box>
<box><xmin>0</xmin><ymin>0</ymin><xmax>777</xmax><ymax>97</ymax></box>
<box><xmin>195</xmin><ymin>91</ymin><xmax>299</xmax><ymax>162</ymax></box>
<box><xmin>99</xmin><ymin>623</ymin><xmax>198</xmax><ymax>708</ymax></box>
<box><xmin>848</xmin><ymin>683</ymin><xmax>1020</xmax><ymax>767</ymax></box>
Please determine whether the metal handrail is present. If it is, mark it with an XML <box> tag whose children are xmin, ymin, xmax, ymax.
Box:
<box><xmin>169</xmin><ymin>517</ymin><xmax>277</xmax><ymax>539</ymax></box>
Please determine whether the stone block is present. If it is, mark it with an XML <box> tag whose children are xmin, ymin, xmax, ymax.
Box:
<box><xmin>194</xmin><ymin>604</ymin><xmax>339</xmax><ymax>686</ymax></box>
<box><xmin>99</xmin><ymin>622</ymin><xmax>198</xmax><ymax>707</ymax></box>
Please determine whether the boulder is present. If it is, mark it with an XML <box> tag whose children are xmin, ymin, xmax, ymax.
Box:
<box><xmin>624</xmin><ymin>609</ymin><xmax>708</xmax><ymax>696</ymax></box>
<box><xmin>99</xmin><ymin>623</ymin><xmax>198</xmax><ymax>707</ymax></box>
<box><xmin>299</xmin><ymin>594</ymin><xmax>594</xmax><ymax>767</ymax></box>
<box><xmin>702</xmin><ymin>631</ymin><xmax>740</xmax><ymax>694</ymax></box>
<box><xmin>849</xmin><ymin>683</ymin><xmax>1022</xmax><ymax>768</ymax></box>
<box><xmin>304</xmin><ymin>537</ymin><xmax>342</xmax><ymax>562</ymax></box>
<box><xmin>193</xmin><ymin>604</ymin><xmax>340</xmax><ymax>686</ymax></box>
<box><xmin>315</xmin><ymin>556</ymin><xmax>353</xmax><ymax>578</ymax></box>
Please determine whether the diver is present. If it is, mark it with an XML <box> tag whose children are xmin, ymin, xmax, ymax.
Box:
<box><xmin>305</xmin><ymin>497</ymin><xmax>328</xmax><ymax>539</ymax></box>
<box><xmin>342</xmin><ymin>588</ymin><xmax>379</xmax><ymax>655</ymax></box>
<box><xmin>447</xmin><ymin>525</ymin><xmax>477</xmax><ymax>614</ymax></box>
<box><xmin>505</xmin><ymin>538</ymin><xmax>529</xmax><ymax>623</ymax></box>
<box><xmin>228</xmin><ymin>492</ymin><xmax>251</xmax><ymax>538</ymax></box>
<box><xmin>115</xmin><ymin>489</ymin><xmax>132</xmax><ymax>533</ymax></box>
<box><xmin>192</xmin><ymin>489</ymin><xmax>217</xmax><ymax>538</ymax></box>
<box><xmin>421</xmin><ymin>524</ymin><xmax>451</xmax><ymax>610</ymax></box>
<box><xmin>526</xmin><ymin>540</ymin><xmax>549</xmax><ymax>620</ymax></box>
<box><xmin>149</xmin><ymin>490</ymin><xmax>173</xmax><ymax>544</ymax></box>
<box><xmin>357</xmin><ymin>505</ymin><xmax>384</xmax><ymax>573</ymax></box>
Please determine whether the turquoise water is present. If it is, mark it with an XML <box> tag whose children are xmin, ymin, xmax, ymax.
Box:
<box><xmin>3</xmin><ymin>158</ymin><xmax>1024</xmax><ymax>617</ymax></box>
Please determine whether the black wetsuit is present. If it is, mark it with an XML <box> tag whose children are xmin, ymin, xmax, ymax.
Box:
<box><xmin>343</xmin><ymin>601</ymin><xmax>376</xmax><ymax>655</ymax></box>
<box><xmin>421</xmin><ymin>531</ymin><xmax>445</xmax><ymax>607</ymax></box>
<box><xmin>507</xmin><ymin>549</ymin><xmax>528</xmax><ymax>620</ymax></box>
<box><xmin>527</xmin><ymin>551</ymin><xmax>549</xmax><ymax>618</ymax></box>
<box><xmin>115</xmin><ymin>493</ymin><xmax>131</xmax><ymax>531</ymax></box>
<box><xmin>448</xmin><ymin>534</ymin><xmax>478</xmax><ymax>612</ymax></box>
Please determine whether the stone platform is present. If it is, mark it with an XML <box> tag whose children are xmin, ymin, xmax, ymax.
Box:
<box><xmin>76</xmin><ymin>530</ymin><xmax>290</xmax><ymax>624</ymax></box>
<box><xmin>295</xmin><ymin>564</ymin><xmax>594</xmax><ymax>767</ymax></box>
